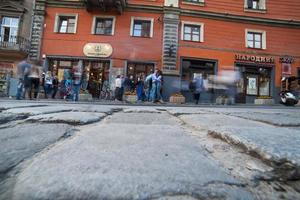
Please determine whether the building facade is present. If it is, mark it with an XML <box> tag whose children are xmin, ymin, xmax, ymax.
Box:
<box><xmin>31</xmin><ymin>0</ymin><xmax>300</xmax><ymax>103</ymax></box>
<box><xmin>0</xmin><ymin>0</ymin><xmax>33</xmax><ymax>96</ymax></box>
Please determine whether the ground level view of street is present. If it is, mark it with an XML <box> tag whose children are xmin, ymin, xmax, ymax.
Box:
<box><xmin>0</xmin><ymin>100</ymin><xmax>299</xmax><ymax>200</ymax></box>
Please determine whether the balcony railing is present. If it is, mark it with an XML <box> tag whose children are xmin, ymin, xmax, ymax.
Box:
<box><xmin>85</xmin><ymin>0</ymin><xmax>126</xmax><ymax>13</ymax></box>
<box><xmin>0</xmin><ymin>35</ymin><xmax>30</xmax><ymax>54</ymax></box>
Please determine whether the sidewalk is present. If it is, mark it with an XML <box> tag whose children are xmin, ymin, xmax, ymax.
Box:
<box><xmin>1</xmin><ymin>97</ymin><xmax>298</xmax><ymax>109</ymax></box>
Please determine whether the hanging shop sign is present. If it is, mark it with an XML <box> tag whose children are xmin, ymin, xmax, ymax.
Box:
<box><xmin>235</xmin><ymin>54</ymin><xmax>275</xmax><ymax>64</ymax></box>
<box><xmin>279</xmin><ymin>56</ymin><xmax>294</xmax><ymax>64</ymax></box>
<box><xmin>280</xmin><ymin>56</ymin><xmax>294</xmax><ymax>76</ymax></box>
<box><xmin>83</xmin><ymin>43</ymin><xmax>113</xmax><ymax>58</ymax></box>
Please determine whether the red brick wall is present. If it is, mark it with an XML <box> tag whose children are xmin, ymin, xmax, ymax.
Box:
<box><xmin>41</xmin><ymin>7</ymin><xmax>163</xmax><ymax>68</ymax></box>
<box><xmin>180</xmin><ymin>0</ymin><xmax>300</xmax><ymax>21</ymax></box>
<box><xmin>178</xmin><ymin>16</ymin><xmax>300</xmax><ymax>87</ymax></box>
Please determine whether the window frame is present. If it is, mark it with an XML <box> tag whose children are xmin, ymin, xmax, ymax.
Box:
<box><xmin>0</xmin><ymin>16</ymin><xmax>19</xmax><ymax>42</ymax></box>
<box><xmin>244</xmin><ymin>0</ymin><xmax>266</xmax><ymax>11</ymax></box>
<box><xmin>91</xmin><ymin>16</ymin><xmax>116</xmax><ymax>35</ymax></box>
<box><xmin>130</xmin><ymin>17</ymin><xmax>154</xmax><ymax>38</ymax></box>
<box><xmin>181</xmin><ymin>21</ymin><xmax>204</xmax><ymax>43</ymax></box>
<box><xmin>245</xmin><ymin>29</ymin><xmax>266</xmax><ymax>50</ymax></box>
<box><xmin>54</xmin><ymin>13</ymin><xmax>78</xmax><ymax>34</ymax></box>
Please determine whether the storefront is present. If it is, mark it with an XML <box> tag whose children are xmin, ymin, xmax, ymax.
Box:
<box><xmin>0</xmin><ymin>62</ymin><xmax>14</xmax><ymax>96</ymax></box>
<box><xmin>234</xmin><ymin>54</ymin><xmax>275</xmax><ymax>103</ymax></box>
<box><xmin>126</xmin><ymin>61</ymin><xmax>155</xmax><ymax>81</ymax></box>
<box><xmin>180</xmin><ymin>57</ymin><xmax>217</xmax><ymax>103</ymax></box>
<box><xmin>47</xmin><ymin>57</ymin><xmax>110</xmax><ymax>99</ymax></box>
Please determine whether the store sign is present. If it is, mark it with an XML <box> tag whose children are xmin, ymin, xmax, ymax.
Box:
<box><xmin>83</xmin><ymin>43</ymin><xmax>113</xmax><ymax>58</ymax></box>
<box><xmin>235</xmin><ymin>54</ymin><xmax>275</xmax><ymax>64</ymax></box>
<box><xmin>279</xmin><ymin>56</ymin><xmax>294</xmax><ymax>64</ymax></box>
<box><xmin>0</xmin><ymin>62</ymin><xmax>14</xmax><ymax>69</ymax></box>
<box><xmin>282</xmin><ymin>63</ymin><xmax>292</xmax><ymax>76</ymax></box>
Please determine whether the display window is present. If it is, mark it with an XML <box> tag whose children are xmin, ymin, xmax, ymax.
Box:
<box><xmin>127</xmin><ymin>62</ymin><xmax>154</xmax><ymax>81</ymax></box>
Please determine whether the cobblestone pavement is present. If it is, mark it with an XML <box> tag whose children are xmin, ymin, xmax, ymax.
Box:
<box><xmin>0</xmin><ymin>100</ymin><xmax>299</xmax><ymax>200</ymax></box>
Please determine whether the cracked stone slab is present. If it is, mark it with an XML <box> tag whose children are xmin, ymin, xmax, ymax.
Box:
<box><xmin>166</xmin><ymin>107</ymin><xmax>211</xmax><ymax>116</ymax></box>
<box><xmin>10</xmin><ymin>112</ymin><xmax>253</xmax><ymax>200</ymax></box>
<box><xmin>180</xmin><ymin>113</ymin><xmax>300</xmax><ymax>179</ymax></box>
<box><xmin>123</xmin><ymin>107</ymin><xmax>161</xmax><ymax>113</ymax></box>
<box><xmin>0</xmin><ymin>113</ymin><xmax>28</xmax><ymax>125</ymax></box>
<box><xmin>103</xmin><ymin>112</ymin><xmax>180</xmax><ymax>125</ymax></box>
<box><xmin>62</xmin><ymin>105</ymin><xmax>120</xmax><ymax>114</ymax></box>
<box><xmin>27</xmin><ymin>112</ymin><xmax>107</xmax><ymax>125</ymax></box>
<box><xmin>0</xmin><ymin>102</ymin><xmax>47</xmax><ymax>110</ymax></box>
<box><xmin>0</xmin><ymin>124</ymin><xmax>72</xmax><ymax>179</ymax></box>
<box><xmin>227</xmin><ymin>112</ymin><xmax>300</xmax><ymax>127</ymax></box>
<box><xmin>3</xmin><ymin>106</ymin><xmax>75</xmax><ymax>116</ymax></box>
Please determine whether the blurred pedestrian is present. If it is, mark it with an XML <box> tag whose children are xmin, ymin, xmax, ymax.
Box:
<box><xmin>192</xmin><ymin>73</ymin><xmax>204</xmax><ymax>104</ymax></box>
<box><xmin>44</xmin><ymin>71</ymin><xmax>53</xmax><ymax>99</ymax></box>
<box><xmin>27</xmin><ymin>61</ymin><xmax>41</xmax><ymax>99</ymax></box>
<box><xmin>52</xmin><ymin>74</ymin><xmax>59</xmax><ymax>99</ymax></box>
<box><xmin>72</xmin><ymin>65</ymin><xmax>82</xmax><ymax>101</ymax></box>
<box><xmin>136</xmin><ymin>75</ymin><xmax>144</xmax><ymax>101</ymax></box>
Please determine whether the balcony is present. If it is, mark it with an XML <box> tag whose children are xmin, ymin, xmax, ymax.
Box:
<box><xmin>84</xmin><ymin>0</ymin><xmax>127</xmax><ymax>14</ymax></box>
<box><xmin>0</xmin><ymin>35</ymin><xmax>30</xmax><ymax>58</ymax></box>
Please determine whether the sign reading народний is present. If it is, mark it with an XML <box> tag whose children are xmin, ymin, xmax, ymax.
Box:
<box><xmin>83</xmin><ymin>43</ymin><xmax>113</xmax><ymax>58</ymax></box>
<box><xmin>235</xmin><ymin>54</ymin><xmax>275</xmax><ymax>64</ymax></box>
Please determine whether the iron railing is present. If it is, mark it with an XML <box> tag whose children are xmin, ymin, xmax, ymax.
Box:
<box><xmin>0</xmin><ymin>35</ymin><xmax>31</xmax><ymax>53</ymax></box>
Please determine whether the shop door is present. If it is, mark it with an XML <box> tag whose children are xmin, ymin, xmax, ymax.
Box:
<box><xmin>85</xmin><ymin>61</ymin><xmax>110</xmax><ymax>98</ymax></box>
<box><xmin>235</xmin><ymin>73</ymin><xmax>246</xmax><ymax>103</ymax></box>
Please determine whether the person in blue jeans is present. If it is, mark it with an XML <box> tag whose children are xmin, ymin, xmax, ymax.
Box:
<box><xmin>136</xmin><ymin>75</ymin><xmax>144</xmax><ymax>101</ymax></box>
<box><xmin>72</xmin><ymin>65</ymin><xmax>82</xmax><ymax>101</ymax></box>
<box><xmin>150</xmin><ymin>69</ymin><xmax>163</xmax><ymax>103</ymax></box>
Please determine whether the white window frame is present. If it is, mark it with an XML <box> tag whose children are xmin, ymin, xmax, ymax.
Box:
<box><xmin>245</xmin><ymin>29</ymin><xmax>266</xmax><ymax>50</ymax></box>
<box><xmin>181</xmin><ymin>21</ymin><xmax>204</xmax><ymax>42</ymax></box>
<box><xmin>130</xmin><ymin>17</ymin><xmax>154</xmax><ymax>38</ymax></box>
<box><xmin>244</xmin><ymin>0</ymin><xmax>266</xmax><ymax>10</ymax></box>
<box><xmin>91</xmin><ymin>16</ymin><xmax>116</xmax><ymax>35</ymax></box>
<box><xmin>54</xmin><ymin>13</ymin><xmax>78</xmax><ymax>34</ymax></box>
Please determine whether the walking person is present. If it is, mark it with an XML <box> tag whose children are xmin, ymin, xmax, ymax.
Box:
<box><xmin>150</xmin><ymin>68</ymin><xmax>163</xmax><ymax>103</ymax></box>
<box><xmin>52</xmin><ymin>75</ymin><xmax>59</xmax><ymax>99</ymax></box>
<box><xmin>136</xmin><ymin>75</ymin><xmax>144</xmax><ymax>102</ymax></box>
<box><xmin>114</xmin><ymin>75</ymin><xmax>122</xmax><ymax>101</ymax></box>
<box><xmin>145</xmin><ymin>73</ymin><xmax>152</xmax><ymax>101</ymax></box>
<box><xmin>44</xmin><ymin>71</ymin><xmax>53</xmax><ymax>99</ymax></box>
<box><xmin>72</xmin><ymin>65</ymin><xmax>82</xmax><ymax>102</ymax></box>
<box><xmin>191</xmin><ymin>73</ymin><xmax>204</xmax><ymax>104</ymax></box>
<box><xmin>16</xmin><ymin>58</ymin><xmax>31</xmax><ymax>100</ymax></box>
<box><xmin>27</xmin><ymin>61</ymin><xmax>41</xmax><ymax>100</ymax></box>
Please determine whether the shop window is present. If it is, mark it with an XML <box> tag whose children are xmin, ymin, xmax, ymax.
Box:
<box><xmin>245</xmin><ymin>0</ymin><xmax>266</xmax><ymax>10</ymax></box>
<box><xmin>127</xmin><ymin>62</ymin><xmax>155</xmax><ymax>81</ymax></box>
<box><xmin>92</xmin><ymin>16</ymin><xmax>115</xmax><ymax>35</ymax></box>
<box><xmin>245</xmin><ymin>68</ymin><xmax>271</xmax><ymax>96</ymax></box>
<box><xmin>130</xmin><ymin>17</ymin><xmax>154</xmax><ymax>38</ymax></box>
<box><xmin>183</xmin><ymin>0</ymin><xmax>205</xmax><ymax>4</ymax></box>
<box><xmin>0</xmin><ymin>17</ymin><xmax>19</xmax><ymax>43</ymax></box>
<box><xmin>245</xmin><ymin>29</ymin><xmax>266</xmax><ymax>49</ymax></box>
<box><xmin>181</xmin><ymin>21</ymin><xmax>204</xmax><ymax>42</ymax></box>
<box><xmin>54</xmin><ymin>14</ymin><xmax>78</xmax><ymax>34</ymax></box>
<box><xmin>246</xmin><ymin>75</ymin><xmax>258</xmax><ymax>95</ymax></box>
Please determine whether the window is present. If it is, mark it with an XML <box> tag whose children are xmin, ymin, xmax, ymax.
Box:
<box><xmin>247</xmin><ymin>32</ymin><xmax>262</xmax><ymax>49</ymax></box>
<box><xmin>0</xmin><ymin>17</ymin><xmax>19</xmax><ymax>43</ymax></box>
<box><xmin>92</xmin><ymin>16</ymin><xmax>115</xmax><ymax>35</ymax></box>
<box><xmin>245</xmin><ymin>29</ymin><xmax>266</xmax><ymax>49</ymax></box>
<box><xmin>130</xmin><ymin>17</ymin><xmax>154</xmax><ymax>38</ymax></box>
<box><xmin>245</xmin><ymin>0</ymin><xmax>266</xmax><ymax>10</ymax></box>
<box><xmin>183</xmin><ymin>0</ymin><xmax>204</xmax><ymax>3</ymax></box>
<box><xmin>181</xmin><ymin>21</ymin><xmax>204</xmax><ymax>42</ymax></box>
<box><xmin>54</xmin><ymin>14</ymin><xmax>78</xmax><ymax>34</ymax></box>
